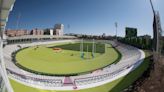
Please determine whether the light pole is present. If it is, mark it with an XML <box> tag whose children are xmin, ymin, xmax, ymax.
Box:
<box><xmin>115</xmin><ymin>22</ymin><xmax>118</xmax><ymax>41</ymax></box>
<box><xmin>16</xmin><ymin>13</ymin><xmax>21</xmax><ymax>30</ymax></box>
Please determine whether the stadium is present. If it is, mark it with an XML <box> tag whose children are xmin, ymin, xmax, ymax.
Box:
<box><xmin>0</xmin><ymin>0</ymin><xmax>157</xmax><ymax>92</ymax></box>
<box><xmin>3</xmin><ymin>39</ymin><xmax>146</xmax><ymax>92</ymax></box>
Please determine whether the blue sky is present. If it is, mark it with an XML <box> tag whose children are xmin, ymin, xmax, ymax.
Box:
<box><xmin>6</xmin><ymin>0</ymin><xmax>164</xmax><ymax>37</ymax></box>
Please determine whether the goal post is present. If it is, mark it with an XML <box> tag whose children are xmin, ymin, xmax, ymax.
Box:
<box><xmin>80</xmin><ymin>39</ymin><xmax>84</xmax><ymax>59</ymax></box>
<box><xmin>92</xmin><ymin>39</ymin><xmax>95</xmax><ymax>58</ymax></box>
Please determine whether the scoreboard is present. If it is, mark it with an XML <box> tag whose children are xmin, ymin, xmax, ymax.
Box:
<box><xmin>125</xmin><ymin>27</ymin><xmax>137</xmax><ymax>38</ymax></box>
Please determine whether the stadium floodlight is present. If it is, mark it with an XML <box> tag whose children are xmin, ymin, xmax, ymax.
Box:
<box><xmin>115</xmin><ymin>22</ymin><xmax>118</xmax><ymax>41</ymax></box>
<box><xmin>16</xmin><ymin>13</ymin><xmax>21</xmax><ymax>30</ymax></box>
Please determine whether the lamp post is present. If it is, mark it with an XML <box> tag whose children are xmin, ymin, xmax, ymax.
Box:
<box><xmin>115</xmin><ymin>22</ymin><xmax>118</xmax><ymax>41</ymax></box>
<box><xmin>16</xmin><ymin>13</ymin><xmax>21</xmax><ymax>30</ymax></box>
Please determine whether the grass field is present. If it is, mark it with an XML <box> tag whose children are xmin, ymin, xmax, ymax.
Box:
<box><xmin>10</xmin><ymin>51</ymin><xmax>151</xmax><ymax>92</ymax></box>
<box><xmin>15</xmin><ymin>42</ymin><xmax>120</xmax><ymax>74</ymax></box>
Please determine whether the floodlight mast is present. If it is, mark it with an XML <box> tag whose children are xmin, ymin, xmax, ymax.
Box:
<box><xmin>16</xmin><ymin>13</ymin><xmax>21</xmax><ymax>30</ymax></box>
<box><xmin>115</xmin><ymin>22</ymin><xmax>118</xmax><ymax>41</ymax></box>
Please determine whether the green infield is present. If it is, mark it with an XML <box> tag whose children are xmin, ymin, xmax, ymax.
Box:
<box><xmin>10</xmin><ymin>51</ymin><xmax>151</xmax><ymax>92</ymax></box>
<box><xmin>15</xmin><ymin>42</ymin><xmax>121</xmax><ymax>75</ymax></box>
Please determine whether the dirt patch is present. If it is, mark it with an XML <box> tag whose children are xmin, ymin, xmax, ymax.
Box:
<box><xmin>137</xmin><ymin>56</ymin><xmax>164</xmax><ymax>92</ymax></box>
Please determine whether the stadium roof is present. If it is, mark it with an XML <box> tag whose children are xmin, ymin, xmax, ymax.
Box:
<box><xmin>0</xmin><ymin>0</ymin><xmax>15</xmax><ymax>36</ymax></box>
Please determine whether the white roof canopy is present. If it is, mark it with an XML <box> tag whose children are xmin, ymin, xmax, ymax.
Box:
<box><xmin>0</xmin><ymin>0</ymin><xmax>15</xmax><ymax>31</ymax></box>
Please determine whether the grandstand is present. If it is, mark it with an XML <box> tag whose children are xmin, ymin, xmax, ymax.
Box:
<box><xmin>3</xmin><ymin>40</ymin><xmax>145</xmax><ymax>91</ymax></box>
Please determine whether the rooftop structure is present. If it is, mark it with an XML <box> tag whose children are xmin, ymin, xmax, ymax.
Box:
<box><xmin>5</xmin><ymin>30</ymin><xmax>29</xmax><ymax>37</ymax></box>
<box><xmin>54</xmin><ymin>24</ymin><xmax>64</xmax><ymax>36</ymax></box>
